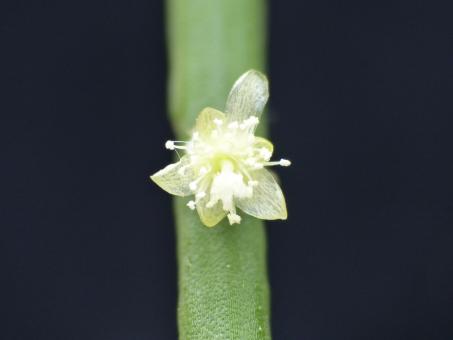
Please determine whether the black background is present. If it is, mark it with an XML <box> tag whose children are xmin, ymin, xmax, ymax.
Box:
<box><xmin>2</xmin><ymin>1</ymin><xmax>453</xmax><ymax>339</ymax></box>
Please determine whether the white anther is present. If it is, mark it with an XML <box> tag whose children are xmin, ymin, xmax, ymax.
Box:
<box><xmin>279</xmin><ymin>159</ymin><xmax>291</xmax><ymax>166</ymax></box>
<box><xmin>247</xmin><ymin>116</ymin><xmax>259</xmax><ymax>126</ymax></box>
<box><xmin>189</xmin><ymin>182</ymin><xmax>197</xmax><ymax>191</ymax></box>
<box><xmin>228</xmin><ymin>121</ymin><xmax>239</xmax><ymax>129</ymax></box>
<box><xmin>187</xmin><ymin>200</ymin><xmax>196</xmax><ymax>210</ymax></box>
<box><xmin>240</xmin><ymin>116</ymin><xmax>259</xmax><ymax>129</ymax></box>
<box><xmin>259</xmin><ymin>147</ymin><xmax>272</xmax><ymax>160</ymax></box>
<box><xmin>227</xmin><ymin>213</ymin><xmax>241</xmax><ymax>225</ymax></box>
<box><xmin>213</xmin><ymin>118</ymin><xmax>223</xmax><ymax>126</ymax></box>
<box><xmin>165</xmin><ymin>140</ymin><xmax>175</xmax><ymax>150</ymax></box>
<box><xmin>196</xmin><ymin>191</ymin><xmax>206</xmax><ymax>200</ymax></box>
<box><xmin>165</xmin><ymin>140</ymin><xmax>188</xmax><ymax>150</ymax></box>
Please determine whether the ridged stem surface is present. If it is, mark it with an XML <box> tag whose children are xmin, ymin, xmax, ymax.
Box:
<box><xmin>166</xmin><ymin>0</ymin><xmax>271</xmax><ymax>339</ymax></box>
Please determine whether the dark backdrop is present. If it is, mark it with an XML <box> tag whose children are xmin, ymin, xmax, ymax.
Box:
<box><xmin>2</xmin><ymin>1</ymin><xmax>452</xmax><ymax>339</ymax></box>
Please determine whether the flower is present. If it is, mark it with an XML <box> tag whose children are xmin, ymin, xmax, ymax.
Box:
<box><xmin>151</xmin><ymin>70</ymin><xmax>291</xmax><ymax>227</ymax></box>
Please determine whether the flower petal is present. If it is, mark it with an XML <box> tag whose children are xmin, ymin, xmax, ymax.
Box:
<box><xmin>236</xmin><ymin>169</ymin><xmax>287</xmax><ymax>220</ymax></box>
<box><xmin>196</xmin><ymin>196</ymin><xmax>226</xmax><ymax>227</ymax></box>
<box><xmin>150</xmin><ymin>156</ymin><xmax>194</xmax><ymax>197</ymax></box>
<box><xmin>195</xmin><ymin>107</ymin><xmax>226</xmax><ymax>137</ymax></box>
<box><xmin>225</xmin><ymin>70</ymin><xmax>269</xmax><ymax>122</ymax></box>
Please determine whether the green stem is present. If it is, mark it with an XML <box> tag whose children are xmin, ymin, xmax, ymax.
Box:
<box><xmin>166</xmin><ymin>0</ymin><xmax>271</xmax><ymax>339</ymax></box>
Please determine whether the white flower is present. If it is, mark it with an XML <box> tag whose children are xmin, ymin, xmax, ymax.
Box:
<box><xmin>151</xmin><ymin>70</ymin><xmax>291</xmax><ymax>227</ymax></box>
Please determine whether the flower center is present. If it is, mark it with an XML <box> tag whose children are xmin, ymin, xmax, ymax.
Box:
<box><xmin>163</xmin><ymin>116</ymin><xmax>291</xmax><ymax>225</ymax></box>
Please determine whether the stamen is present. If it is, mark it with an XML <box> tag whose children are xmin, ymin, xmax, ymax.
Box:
<box><xmin>244</xmin><ymin>157</ymin><xmax>264</xmax><ymax>169</ymax></box>
<box><xmin>165</xmin><ymin>140</ymin><xmax>188</xmax><ymax>150</ymax></box>
<box><xmin>232</xmin><ymin>155</ymin><xmax>258</xmax><ymax>181</ymax></box>
<box><xmin>227</xmin><ymin>213</ymin><xmax>241</xmax><ymax>225</ymax></box>
<box><xmin>189</xmin><ymin>182</ymin><xmax>197</xmax><ymax>191</ymax></box>
<box><xmin>259</xmin><ymin>147</ymin><xmax>272</xmax><ymax>160</ymax></box>
<box><xmin>247</xmin><ymin>116</ymin><xmax>259</xmax><ymax>126</ymax></box>
<box><xmin>187</xmin><ymin>200</ymin><xmax>196</xmax><ymax>210</ymax></box>
<box><xmin>264</xmin><ymin>158</ymin><xmax>291</xmax><ymax>167</ymax></box>
<box><xmin>240</xmin><ymin>116</ymin><xmax>259</xmax><ymax>130</ymax></box>
<box><xmin>213</xmin><ymin>118</ymin><xmax>223</xmax><ymax>126</ymax></box>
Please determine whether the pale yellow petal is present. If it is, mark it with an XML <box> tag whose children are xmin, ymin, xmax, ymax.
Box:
<box><xmin>196</xmin><ymin>196</ymin><xmax>226</xmax><ymax>227</ymax></box>
<box><xmin>236</xmin><ymin>169</ymin><xmax>287</xmax><ymax>220</ymax></box>
<box><xmin>150</xmin><ymin>156</ymin><xmax>194</xmax><ymax>197</ymax></box>
<box><xmin>225</xmin><ymin>70</ymin><xmax>269</xmax><ymax>122</ymax></box>
<box><xmin>195</xmin><ymin>107</ymin><xmax>226</xmax><ymax>137</ymax></box>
